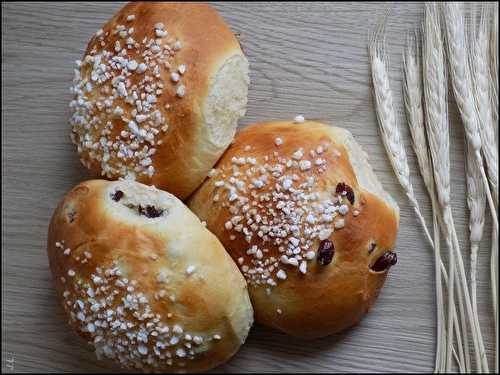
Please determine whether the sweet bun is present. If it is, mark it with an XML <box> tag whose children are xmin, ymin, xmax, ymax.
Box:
<box><xmin>188</xmin><ymin>120</ymin><xmax>400</xmax><ymax>339</ymax></box>
<box><xmin>70</xmin><ymin>2</ymin><xmax>249</xmax><ymax>199</ymax></box>
<box><xmin>47</xmin><ymin>179</ymin><xmax>253</xmax><ymax>372</ymax></box>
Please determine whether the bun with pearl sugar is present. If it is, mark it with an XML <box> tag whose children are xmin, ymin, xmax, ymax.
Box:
<box><xmin>47</xmin><ymin>179</ymin><xmax>253</xmax><ymax>372</ymax></box>
<box><xmin>188</xmin><ymin>120</ymin><xmax>400</xmax><ymax>339</ymax></box>
<box><xmin>70</xmin><ymin>2</ymin><xmax>249</xmax><ymax>199</ymax></box>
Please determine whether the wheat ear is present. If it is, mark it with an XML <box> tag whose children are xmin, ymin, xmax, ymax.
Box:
<box><xmin>422</xmin><ymin>4</ymin><xmax>469</xmax><ymax>372</ymax></box>
<box><xmin>472</xmin><ymin>4</ymin><xmax>499</xmax><ymax>208</ymax></box>
<box><xmin>403</xmin><ymin>34</ymin><xmax>435</xmax><ymax>197</ymax></box>
<box><xmin>490</xmin><ymin>2</ymin><xmax>498</xmax><ymax>125</ymax></box>
<box><xmin>368</xmin><ymin>26</ymin><xmax>435</xmax><ymax>253</ymax></box>
<box><xmin>443</xmin><ymin>2</ymin><xmax>498</xmax><ymax>237</ymax></box>
<box><xmin>402</xmin><ymin>33</ymin><xmax>448</xmax><ymax>373</ymax></box>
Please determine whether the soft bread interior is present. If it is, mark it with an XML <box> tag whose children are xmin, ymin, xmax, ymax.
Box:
<box><xmin>203</xmin><ymin>54</ymin><xmax>249</xmax><ymax>148</ymax></box>
<box><xmin>330</xmin><ymin>127</ymin><xmax>400</xmax><ymax>215</ymax></box>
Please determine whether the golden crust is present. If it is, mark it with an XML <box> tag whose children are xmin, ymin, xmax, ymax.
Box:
<box><xmin>188</xmin><ymin>120</ymin><xmax>399</xmax><ymax>339</ymax></box>
<box><xmin>47</xmin><ymin>179</ymin><xmax>253</xmax><ymax>372</ymax></box>
<box><xmin>71</xmin><ymin>2</ymin><xmax>246</xmax><ymax>199</ymax></box>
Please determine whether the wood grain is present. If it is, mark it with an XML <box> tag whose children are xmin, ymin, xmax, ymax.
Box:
<box><xmin>1</xmin><ymin>2</ymin><xmax>495</xmax><ymax>373</ymax></box>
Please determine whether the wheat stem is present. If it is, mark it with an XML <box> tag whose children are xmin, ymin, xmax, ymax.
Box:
<box><xmin>491</xmin><ymin>229</ymin><xmax>499</xmax><ymax>373</ymax></box>
<box><xmin>432</xmin><ymin>207</ymin><xmax>445</xmax><ymax>373</ymax></box>
<box><xmin>432</xmin><ymin>211</ymin><xmax>443</xmax><ymax>372</ymax></box>
<box><xmin>432</xmin><ymin>198</ymin><xmax>466</xmax><ymax>373</ymax></box>
<box><xmin>434</xmin><ymin>194</ymin><xmax>471</xmax><ymax>372</ymax></box>
<box><xmin>431</xmin><ymin>194</ymin><xmax>469</xmax><ymax>373</ymax></box>
<box><xmin>451</xmin><ymin>222</ymin><xmax>489</xmax><ymax>373</ymax></box>
<box><xmin>432</xmin><ymin>212</ymin><xmax>449</xmax><ymax>373</ymax></box>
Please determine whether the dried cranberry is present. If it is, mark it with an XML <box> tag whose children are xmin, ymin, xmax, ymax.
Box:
<box><xmin>371</xmin><ymin>251</ymin><xmax>397</xmax><ymax>272</ymax></box>
<box><xmin>335</xmin><ymin>182</ymin><xmax>355</xmax><ymax>204</ymax></box>
<box><xmin>112</xmin><ymin>190</ymin><xmax>124</xmax><ymax>202</ymax></box>
<box><xmin>317</xmin><ymin>239</ymin><xmax>335</xmax><ymax>266</ymax></box>
<box><xmin>335</xmin><ymin>182</ymin><xmax>346</xmax><ymax>194</ymax></box>
<box><xmin>138</xmin><ymin>205</ymin><xmax>163</xmax><ymax>218</ymax></box>
<box><xmin>146</xmin><ymin>205</ymin><xmax>163</xmax><ymax>218</ymax></box>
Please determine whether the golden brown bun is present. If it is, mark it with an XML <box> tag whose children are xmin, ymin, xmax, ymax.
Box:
<box><xmin>188</xmin><ymin>120</ymin><xmax>399</xmax><ymax>339</ymax></box>
<box><xmin>70</xmin><ymin>2</ymin><xmax>249</xmax><ymax>199</ymax></box>
<box><xmin>47</xmin><ymin>179</ymin><xmax>253</xmax><ymax>372</ymax></box>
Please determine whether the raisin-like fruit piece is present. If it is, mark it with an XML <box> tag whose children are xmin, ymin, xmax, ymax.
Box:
<box><xmin>146</xmin><ymin>205</ymin><xmax>163</xmax><ymax>218</ymax></box>
<box><xmin>317</xmin><ymin>239</ymin><xmax>335</xmax><ymax>266</ymax></box>
<box><xmin>138</xmin><ymin>205</ymin><xmax>163</xmax><ymax>218</ymax></box>
<box><xmin>371</xmin><ymin>251</ymin><xmax>397</xmax><ymax>272</ymax></box>
<box><xmin>336</xmin><ymin>182</ymin><xmax>355</xmax><ymax>204</ymax></box>
<box><xmin>112</xmin><ymin>190</ymin><xmax>124</xmax><ymax>202</ymax></box>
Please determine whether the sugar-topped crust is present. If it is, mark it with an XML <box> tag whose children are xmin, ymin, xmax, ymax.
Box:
<box><xmin>70</xmin><ymin>3</ymin><xmax>249</xmax><ymax>199</ymax></box>
<box><xmin>188</xmin><ymin>120</ymin><xmax>399</xmax><ymax>339</ymax></box>
<box><xmin>47</xmin><ymin>179</ymin><xmax>253</xmax><ymax>372</ymax></box>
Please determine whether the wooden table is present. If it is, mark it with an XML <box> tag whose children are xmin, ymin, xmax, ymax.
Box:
<box><xmin>2</xmin><ymin>2</ymin><xmax>495</xmax><ymax>373</ymax></box>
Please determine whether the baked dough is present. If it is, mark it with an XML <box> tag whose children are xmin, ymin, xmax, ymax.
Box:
<box><xmin>70</xmin><ymin>2</ymin><xmax>249</xmax><ymax>199</ymax></box>
<box><xmin>47</xmin><ymin>179</ymin><xmax>253</xmax><ymax>372</ymax></box>
<box><xmin>189</xmin><ymin>120</ymin><xmax>399</xmax><ymax>339</ymax></box>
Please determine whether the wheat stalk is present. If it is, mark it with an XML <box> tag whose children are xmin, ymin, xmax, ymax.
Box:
<box><xmin>422</xmin><ymin>4</ymin><xmax>455</xmax><ymax>370</ymax></box>
<box><xmin>433</xmin><ymin>214</ymin><xmax>469</xmax><ymax>373</ymax></box>
<box><xmin>368</xmin><ymin>25</ymin><xmax>435</xmax><ymax>254</ymax></box>
<box><xmin>471</xmin><ymin>3</ymin><xmax>498</xmax><ymax>372</ymax></box>
<box><xmin>402</xmin><ymin>33</ymin><xmax>448</xmax><ymax>373</ymax></box>
<box><xmin>492</xmin><ymin>229</ymin><xmax>499</xmax><ymax>374</ymax></box>
<box><xmin>402</xmin><ymin>33</ymin><xmax>469</xmax><ymax>372</ymax></box>
<box><xmin>442</xmin><ymin>2</ymin><xmax>491</xmax><ymax>372</ymax></box>
<box><xmin>422</xmin><ymin>3</ymin><xmax>475</xmax><ymax>372</ymax></box>
<box><xmin>469</xmin><ymin>3</ymin><xmax>497</xmax><ymax>373</ymax></box>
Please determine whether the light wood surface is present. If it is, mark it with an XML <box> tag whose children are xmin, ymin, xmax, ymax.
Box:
<box><xmin>1</xmin><ymin>2</ymin><xmax>495</xmax><ymax>373</ymax></box>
